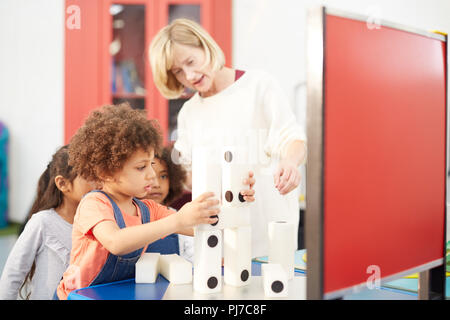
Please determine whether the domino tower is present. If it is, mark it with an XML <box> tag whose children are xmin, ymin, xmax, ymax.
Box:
<box><xmin>136</xmin><ymin>145</ymin><xmax>295</xmax><ymax>298</ymax></box>
<box><xmin>192</xmin><ymin>145</ymin><xmax>252</xmax><ymax>292</ymax></box>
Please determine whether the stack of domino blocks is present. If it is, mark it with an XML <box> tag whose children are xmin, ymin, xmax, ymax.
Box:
<box><xmin>192</xmin><ymin>146</ymin><xmax>252</xmax><ymax>294</ymax></box>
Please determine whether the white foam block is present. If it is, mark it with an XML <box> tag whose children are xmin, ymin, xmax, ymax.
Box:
<box><xmin>221</xmin><ymin>146</ymin><xmax>251</xmax><ymax>208</ymax></box>
<box><xmin>262</xmin><ymin>263</ymin><xmax>288</xmax><ymax>297</ymax></box>
<box><xmin>193</xmin><ymin>228</ymin><xmax>222</xmax><ymax>293</ymax></box>
<box><xmin>268</xmin><ymin>221</ymin><xmax>296</xmax><ymax>279</ymax></box>
<box><xmin>135</xmin><ymin>252</ymin><xmax>160</xmax><ymax>283</ymax></box>
<box><xmin>224</xmin><ymin>226</ymin><xmax>252</xmax><ymax>287</ymax></box>
<box><xmin>159</xmin><ymin>254</ymin><xmax>192</xmax><ymax>284</ymax></box>
<box><xmin>192</xmin><ymin>146</ymin><xmax>223</xmax><ymax>230</ymax></box>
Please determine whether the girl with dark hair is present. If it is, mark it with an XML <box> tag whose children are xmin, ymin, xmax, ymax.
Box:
<box><xmin>0</xmin><ymin>145</ymin><xmax>97</xmax><ymax>299</ymax></box>
<box><xmin>145</xmin><ymin>145</ymin><xmax>187</xmax><ymax>207</ymax></box>
<box><xmin>142</xmin><ymin>145</ymin><xmax>194</xmax><ymax>263</ymax></box>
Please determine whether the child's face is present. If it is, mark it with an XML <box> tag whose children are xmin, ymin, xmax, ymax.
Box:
<box><xmin>145</xmin><ymin>158</ymin><xmax>170</xmax><ymax>205</ymax></box>
<box><xmin>108</xmin><ymin>148</ymin><xmax>156</xmax><ymax>199</ymax></box>
<box><xmin>67</xmin><ymin>176</ymin><xmax>99</xmax><ymax>203</ymax></box>
<box><xmin>170</xmin><ymin>43</ymin><xmax>215</xmax><ymax>94</ymax></box>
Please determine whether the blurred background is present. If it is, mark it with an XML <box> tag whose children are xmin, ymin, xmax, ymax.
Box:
<box><xmin>0</xmin><ymin>0</ymin><xmax>449</xmax><ymax>270</ymax></box>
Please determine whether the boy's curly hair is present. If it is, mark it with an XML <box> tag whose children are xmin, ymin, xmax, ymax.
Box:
<box><xmin>68</xmin><ymin>103</ymin><xmax>162</xmax><ymax>182</ymax></box>
<box><xmin>157</xmin><ymin>145</ymin><xmax>187</xmax><ymax>205</ymax></box>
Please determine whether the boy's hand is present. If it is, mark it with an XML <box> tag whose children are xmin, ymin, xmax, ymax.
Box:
<box><xmin>240</xmin><ymin>170</ymin><xmax>256</xmax><ymax>202</ymax></box>
<box><xmin>178</xmin><ymin>192</ymin><xmax>220</xmax><ymax>228</ymax></box>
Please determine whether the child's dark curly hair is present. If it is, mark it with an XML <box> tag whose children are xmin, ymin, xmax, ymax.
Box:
<box><xmin>157</xmin><ymin>145</ymin><xmax>187</xmax><ymax>205</ymax></box>
<box><xmin>68</xmin><ymin>103</ymin><xmax>162</xmax><ymax>182</ymax></box>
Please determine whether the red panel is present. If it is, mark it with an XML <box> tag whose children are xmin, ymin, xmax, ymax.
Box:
<box><xmin>65</xmin><ymin>0</ymin><xmax>101</xmax><ymax>143</ymax></box>
<box><xmin>324</xmin><ymin>15</ymin><xmax>446</xmax><ymax>295</ymax></box>
<box><xmin>211</xmin><ymin>0</ymin><xmax>232</xmax><ymax>67</ymax></box>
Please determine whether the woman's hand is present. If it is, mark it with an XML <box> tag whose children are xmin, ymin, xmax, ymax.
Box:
<box><xmin>177</xmin><ymin>192</ymin><xmax>220</xmax><ymax>228</ymax></box>
<box><xmin>273</xmin><ymin>160</ymin><xmax>301</xmax><ymax>195</ymax></box>
<box><xmin>241</xmin><ymin>170</ymin><xmax>256</xmax><ymax>202</ymax></box>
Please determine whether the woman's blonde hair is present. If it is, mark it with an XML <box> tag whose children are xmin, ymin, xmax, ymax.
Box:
<box><xmin>149</xmin><ymin>18</ymin><xmax>225</xmax><ymax>99</ymax></box>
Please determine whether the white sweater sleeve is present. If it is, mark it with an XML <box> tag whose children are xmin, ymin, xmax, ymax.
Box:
<box><xmin>260</xmin><ymin>74</ymin><xmax>306</xmax><ymax>160</ymax></box>
<box><xmin>0</xmin><ymin>216</ymin><xmax>44</xmax><ymax>300</ymax></box>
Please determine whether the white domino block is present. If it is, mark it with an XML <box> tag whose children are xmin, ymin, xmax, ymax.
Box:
<box><xmin>262</xmin><ymin>263</ymin><xmax>288</xmax><ymax>297</ymax></box>
<box><xmin>268</xmin><ymin>221</ymin><xmax>296</xmax><ymax>279</ymax></box>
<box><xmin>221</xmin><ymin>206</ymin><xmax>251</xmax><ymax>228</ymax></box>
<box><xmin>159</xmin><ymin>254</ymin><xmax>192</xmax><ymax>284</ymax></box>
<box><xmin>135</xmin><ymin>252</ymin><xmax>160</xmax><ymax>283</ymax></box>
<box><xmin>224</xmin><ymin>226</ymin><xmax>252</xmax><ymax>287</ymax></box>
<box><xmin>192</xmin><ymin>146</ymin><xmax>223</xmax><ymax>230</ymax></box>
<box><xmin>221</xmin><ymin>146</ymin><xmax>251</xmax><ymax>208</ymax></box>
<box><xmin>193</xmin><ymin>228</ymin><xmax>222</xmax><ymax>293</ymax></box>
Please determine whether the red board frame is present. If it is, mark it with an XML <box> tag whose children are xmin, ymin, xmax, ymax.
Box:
<box><xmin>306</xmin><ymin>7</ymin><xmax>447</xmax><ymax>299</ymax></box>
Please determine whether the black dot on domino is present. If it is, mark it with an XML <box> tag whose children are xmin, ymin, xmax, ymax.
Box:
<box><xmin>240</xmin><ymin>269</ymin><xmax>249</xmax><ymax>282</ymax></box>
<box><xmin>238</xmin><ymin>192</ymin><xmax>245</xmax><ymax>202</ymax></box>
<box><xmin>225</xmin><ymin>191</ymin><xmax>233</xmax><ymax>202</ymax></box>
<box><xmin>224</xmin><ymin>151</ymin><xmax>233</xmax><ymax>162</ymax></box>
<box><xmin>271</xmin><ymin>280</ymin><xmax>284</xmax><ymax>293</ymax></box>
<box><xmin>207</xmin><ymin>276</ymin><xmax>218</xmax><ymax>289</ymax></box>
<box><xmin>210</xmin><ymin>215</ymin><xmax>219</xmax><ymax>226</ymax></box>
<box><xmin>207</xmin><ymin>235</ymin><xmax>219</xmax><ymax>248</ymax></box>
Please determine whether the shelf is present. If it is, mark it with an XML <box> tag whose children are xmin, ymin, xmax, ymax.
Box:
<box><xmin>112</xmin><ymin>93</ymin><xmax>146</xmax><ymax>99</ymax></box>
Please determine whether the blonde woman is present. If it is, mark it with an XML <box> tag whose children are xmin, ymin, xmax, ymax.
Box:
<box><xmin>149</xmin><ymin>18</ymin><xmax>306</xmax><ymax>258</ymax></box>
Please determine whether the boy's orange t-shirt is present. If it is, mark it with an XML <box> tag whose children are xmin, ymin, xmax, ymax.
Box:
<box><xmin>56</xmin><ymin>192</ymin><xmax>174</xmax><ymax>299</ymax></box>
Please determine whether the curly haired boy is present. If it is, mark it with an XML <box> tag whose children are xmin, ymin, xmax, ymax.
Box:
<box><xmin>55</xmin><ymin>103</ymin><xmax>226</xmax><ymax>299</ymax></box>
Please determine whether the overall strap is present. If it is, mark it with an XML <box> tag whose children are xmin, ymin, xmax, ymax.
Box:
<box><xmin>91</xmin><ymin>190</ymin><xmax>127</xmax><ymax>228</ymax></box>
<box><xmin>89</xmin><ymin>190</ymin><xmax>150</xmax><ymax>226</ymax></box>
<box><xmin>132</xmin><ymin>198</ymin><xmax>151</xmax><ymax>224</ymax></box>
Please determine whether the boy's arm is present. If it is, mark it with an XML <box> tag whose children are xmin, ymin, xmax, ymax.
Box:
<box><xmin>92</xmin><ymin>192</ymin><xmax>219</xmax><ymax>255</ymax></box>
<box><xmin>92</xmin><ymin>213</ymin><xmax>182</xmax><ymax>256</ymax></box>
<box><xmin>177</xmin><ymin>227</ymin><xmax>194</xmax><ymax>237</ymax></box>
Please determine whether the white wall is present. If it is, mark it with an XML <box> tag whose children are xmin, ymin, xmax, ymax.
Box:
<box><xmin>0</xmin><ymin>0</ymin><xmax>64</xmax><ymax>223</ymax></box>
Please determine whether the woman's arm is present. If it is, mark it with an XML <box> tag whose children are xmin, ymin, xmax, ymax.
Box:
<box><xmin>282</xmin><ymin>140</ymin><xmax>306</xmax><ymax>167</ymax></box>
<box><xmin>274</xmin><ymin>140</ymin><xmax>307</xmax><ymax>195</ymax></box>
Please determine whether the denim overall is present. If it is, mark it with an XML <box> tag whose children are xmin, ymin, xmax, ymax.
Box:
<box><xmin>89</xmin><ymin>190</ymin><xmax>179</xmax><ymax>285</ymax></box>
<box><xmin>54</xmin><ymin>190</ymin><xmax>179</xmax><ymax>299</ymax></box>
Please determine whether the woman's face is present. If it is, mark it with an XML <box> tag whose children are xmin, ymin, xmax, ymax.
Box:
<box><xmin>170</xmin><ymin>43</ymin><xmax>215</xmax><ymax>94</ymax></box>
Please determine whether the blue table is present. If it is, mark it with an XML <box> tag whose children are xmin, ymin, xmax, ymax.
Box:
<box><xmin>68</xmin><ymin>260</ymin><xmax>422</xmax><ymax>300</ymax></box>
<box><xmin>68</xmin><ymin>262</ymin><xmax>303</xmax><ymax>300</ymax></box>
